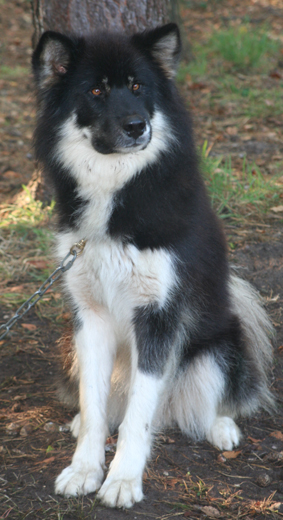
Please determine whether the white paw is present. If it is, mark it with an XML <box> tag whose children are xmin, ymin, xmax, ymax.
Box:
<box><xmin>69</xmin><ymin>413</ymin><xmax>80</xmax><ymax>438</ymax></box>
<box><xmin>207</xmin><ymin>416</ymin><xmax>241</xmax><ymax>451</ymax></box>
<box><xmin>97</xmin><ymin>476</ymin><xmax>143</xmax><ymax>508</ymax></box>
<box><xmin>55</xmin><ymin>464</ymin><xmax>103</xmax><ymax>496</ymax></box>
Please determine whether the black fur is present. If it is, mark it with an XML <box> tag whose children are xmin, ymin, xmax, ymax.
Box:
<box><xmin>32</xmin><ymin>24</ymin><xmax>272</xmax><ymax>425</ymax></box>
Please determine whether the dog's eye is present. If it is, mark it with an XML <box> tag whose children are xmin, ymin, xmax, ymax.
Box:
<box><xmin>91</xmin><ymin>88</ymin><xmax>102</xmax><ymax>96</ymax></box>
<box><xmin>132</xmin><ymin>83</ymin><xmax>140</xmax><ymax>92</ymax></box>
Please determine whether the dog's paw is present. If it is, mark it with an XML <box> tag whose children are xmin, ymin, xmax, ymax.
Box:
<box><xmin>55</xmin><ymin>464</ymin><xmax>103</xmax><ymax>496</ymax></box>
<box><xmin>97</xmin><ymin>477</ymin><xmax>143</xmax><ymax>508</ymax></box>
<box><xmin>69</xmin><ymin>413</ymin><xmax>80</xmax><ymax>438</ymax></box>
<box><xmin>207</xmin><ymin>416</ymin><xmax>241</xmax><ymax>451</ymax></box>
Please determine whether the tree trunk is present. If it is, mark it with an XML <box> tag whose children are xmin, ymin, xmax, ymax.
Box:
<box><xmin>31</xmin><ymin>0</ymin><xmax>173</xmax><ymax>47</ymax></box>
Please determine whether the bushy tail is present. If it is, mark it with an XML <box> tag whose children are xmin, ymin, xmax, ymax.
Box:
<box><xmin>228</xmin><ymin>273</ymin><xmax>275</xmax><ymax>413</ymax></box>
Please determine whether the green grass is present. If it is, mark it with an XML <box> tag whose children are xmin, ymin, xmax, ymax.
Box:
<box><xmin>177</xmin><ymin>23</ymin><xmax>280</xmax><ymax>86</ymax></box>
<box><xmin>0</xmin><ymin>65</ymin><xmax>29</xmax><ymax>80</ymax></box>
<box><xmin>0</xmin><ymin>188</ymin><xmax>55</xmax><ymax>288</ymax></box>
<box><xmin>0</xmin><ymin>186</ymin><xmax>55</xmax><ymax>228</ymax></box>
<box><xmin>201</xmin><ymin>142</ymin><xmax>282</xmax><ymax>219</ymax></box>
<box><xmin>177</xmin><ymin>53</ymin><xmax>208</xmax><ymax>82</ymax></box>
<box><xmin>209</xmin><ymin>24</ymin><xmax>280</xmax><ymax>71</ymax></box>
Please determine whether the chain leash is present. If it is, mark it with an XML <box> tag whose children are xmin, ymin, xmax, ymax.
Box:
<box><xmin>0</xmin><ymin>239</ymin><xmax>86</xmax><ymax>342</ymax></box>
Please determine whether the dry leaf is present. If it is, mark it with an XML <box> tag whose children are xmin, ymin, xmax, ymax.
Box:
<box><xmin>10</xmin><ymin>285</ymin><xmax>25</xmax><ymax>292</ymax></box>
<box><xmin>270</xmin><ymin>71</ymin><xmax>282</xmax><ymax>79</ymax></box>
<box><xmin>2</xmin><ymin>170</ymin><xmax>21</xmax><ymax>179</ymax></box>
<box><xmin>222</xmin><ymin>450</ymin><xmax>242</xmax><ymax>459</ymax></box>
<box><xmin>41</xmin><ymin>456</ymin><xmax>55</xmax><ymax>464</ymax></box>
<box><xmin>270</xmin><ymin>205</ymin><xmax>283</xmax><ymax>213</ymax></box>
<box><xmin>270</xmin><ymin>431</ymin><xmax>283</xmax><ymax>441</ymax></box>
<box><xmin>201</xmin><ymin>506</ymin><xmax>221</xmax><ymax>518</ymax></box>
<box><xmin>226</xmin><ymin>126</ymin><xmax>238</xmax><ymax>135</ymax></box>
<box><xmin>269</xmin><ymin>502</ymin><xmax>282</xmax><ymax>511</ymax></box>
<box><xmin>248</xmin><ymin>436</ymin><xmax>262</xmax><ymax>444</ymax></box>
<box><xmin>26</xmin><ymin>259</ymin><xmax>49</xmax><ymax>269</ymax></box>
<box><xmin>189</xmin><ymin>82</ymin><xmax>207</xmax><ymax>90</ymax></box>
<box><xmin>21</xmin><ymin>323</ymin><xmax>37</xmax><ymax>331</ymax></box>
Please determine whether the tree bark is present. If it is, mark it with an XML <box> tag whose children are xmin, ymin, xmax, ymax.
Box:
<box><xmin>31</xmin><ymin>0</ymin><xmax>173</xmax><ymax>47</ymax></box>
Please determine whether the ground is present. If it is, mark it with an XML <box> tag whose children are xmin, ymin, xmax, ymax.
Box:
<box><xmin>1</xmin><ymin>0</ymin><xmax>283</xmax><ymax>519</ymax></box>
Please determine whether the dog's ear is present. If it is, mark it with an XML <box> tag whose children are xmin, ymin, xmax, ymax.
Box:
<box><xmin>132</xmin><ymin>23</ymin><xmax>181</xmax><ymax>79</ymax></box>
<box><xmin>32</xmin><ymin>31</ymin><xmax>76</xmax><ymax>89</ymax></box>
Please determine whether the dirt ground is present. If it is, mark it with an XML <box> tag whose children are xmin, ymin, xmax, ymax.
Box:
<box><xmin>1</xmin><ymin>1</ymin><xmax>283</xmax><ymax>519</ymax></box>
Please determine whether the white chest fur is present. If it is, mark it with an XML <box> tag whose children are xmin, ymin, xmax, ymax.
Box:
<box><xmin>57</xmin><ymin>232</ymin><xmax>177</xmax><ymax>329</ymax></box>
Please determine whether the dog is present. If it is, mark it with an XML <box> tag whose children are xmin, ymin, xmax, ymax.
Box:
<box><xmin>32</xmin><ymin>23</ymin><xmax>274</xmax><ymax>508</ymax></box>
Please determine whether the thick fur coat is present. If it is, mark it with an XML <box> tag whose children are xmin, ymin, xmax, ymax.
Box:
<box><xmin>32</xmin><ymin>24</ymin><xmax>273</xmax><ymax>508</ymax></box>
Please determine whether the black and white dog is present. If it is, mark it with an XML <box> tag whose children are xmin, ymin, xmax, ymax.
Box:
<box><xmin>32</xmin><ymin>24</ymin><xmax>273</xmax><ymax>508</ymax></box>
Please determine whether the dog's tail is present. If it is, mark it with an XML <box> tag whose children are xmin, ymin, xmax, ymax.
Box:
<box><xmin>228</xmin><ymin>273</ymin><xmax>275</xmax><ymax>413</ymax></box>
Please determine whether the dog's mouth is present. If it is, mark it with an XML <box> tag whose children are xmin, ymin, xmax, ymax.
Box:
<box><xmin>90</xmin><ymin>116</ymin><xmax>152</xmax><ymax>155</ymax></box>
<box><xmin>116</xmin><ymin>121</ymin><xmax>152</xmax><ymax>153</ymax></box>
<box><xmin>114</xmin><ymin>114</ymin><xmax>151</xmax><ymax>153</ymax></box>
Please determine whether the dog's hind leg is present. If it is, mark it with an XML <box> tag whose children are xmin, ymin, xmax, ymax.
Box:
<box><xmin>55</xmin><ymin>308</ymin><xmax>116</xmax><ymax>497</ymax></box>
<box><xmin>170</xmin><ymin>353</ymin><xmax>241</xmax><ymax>450</ymax></box>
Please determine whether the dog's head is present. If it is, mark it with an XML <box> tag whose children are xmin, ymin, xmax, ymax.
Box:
<box><xmin>32</xmin><ymin>24</ymin><xmax>181</xmax><ymax>155</ymax></box>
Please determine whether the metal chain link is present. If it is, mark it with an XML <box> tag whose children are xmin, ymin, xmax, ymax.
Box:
<box><xmin>0</xmin><ymin>238</ymin><xmax>86</xmax><ymax>341</ymax></box>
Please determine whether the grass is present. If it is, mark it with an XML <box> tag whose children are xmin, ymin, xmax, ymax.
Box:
<box><xmin>178</xmin><ymin>23</ymin><xmax>281</xmax><ymax>85</ymax></box>
<box><xmin>201</xmin><ymin>142</ymin><xmax>283</xmax><ymax>220</ymax></box>
<box><xmin>0</xmin><ymin>188</ymin><xmax>57</xmax><ymax>315</ymax></box>
<box><xmin>0</xmin><ymin>186</ymin><xmax>55</xmax><ymax>228</ymax></box>
<box><xmin>209</xmin><ymin>24</ymin><xmax>280</xmax><ymax>71</ymax></box>
<box><xmin>213</xmin><ymin>76</ymin><xmax>283</xmax><ymax>118</ymax></box>
<box><xmin>0</xmin><ymin>65</ymin><xmax>29</xmax><ymax>80</ymax></box>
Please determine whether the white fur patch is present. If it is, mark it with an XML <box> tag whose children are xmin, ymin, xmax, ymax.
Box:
<box><xmin>55</xmin><ymin>308</ymin><xmax>116</xmax><ymax>497</ymax></box>
<box><xmin>57</xmin><ymin>234</ymin><xmax>177</xmax><ymax>329</ymax></box>
<box><xmin>159</xmin><ymin>353</ymin><xmax>226</xmax><ymax>440</ymax></box>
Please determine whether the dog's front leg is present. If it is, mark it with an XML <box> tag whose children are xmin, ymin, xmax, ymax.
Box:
<box><xmin>98</xmin><ymin>302</ymin><xmax>176</xmax><ymax>508</ymax></box>
<box><xmin>55</xmin><ymin>309</ymin><xmax>116</xmax><ymax>496</ymax></box>
<box><xmin>98</xmin><ymin>365</ymin><xmax>165</xmax><ymax>508</ymax></box>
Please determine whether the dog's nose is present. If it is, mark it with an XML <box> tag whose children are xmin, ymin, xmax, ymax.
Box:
<box><xmin>123</xmin><ymin>116</ymin><xmax>146</xmax><ymax>140</ymax></box>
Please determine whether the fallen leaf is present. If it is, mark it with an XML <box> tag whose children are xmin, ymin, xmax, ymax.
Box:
<box><xmin>2</xmin><ymin>170</ymin><xmax>21</xmax><ymax>179</ymax></box>
<box><xmin>256</xmin><ymin>474</ymin><xmax>272</xmax><ymax>487</ymax></box>
<box><xmin>201</xmin><ymin>506</ymin><xmax>221</xmax><ymax>518</ymax></box>
<box><xmin>21</xmin><ymin>323</ymin><xmax>37</xmax><ymax>331</ymax></box>
<box><xmin>270</xmin><ymin>502</ymin><xmax>282</xmax><ymax>511</ymax></box>
<box><xmin>270</xmin><ymin>431</ymin><xmax>283</xmax><ymax>441</ymax></box>
<box><xmin>26</xmin><ymin>259</ymin><xmax>49</xmax><ymax>269</ymax></box>
<box><xmin>270</xmin><ymin>70</ymin><xmax>282</xmax><ymax>79</ymax></box>
<box><xmin>226</xmin><ymin>126</ymin><xmax>238</xmax><ymax>135</ymax></box>
<box><xmin>9</xmin><ymin>285</ymin><xmax>25</xmax><ymax>292</ymax></box>
<box><xmin>41</xmin><ymin>456</ymin><xmax>55</xmax><ymax>464</ymax></box>
<box><xmin>270</xmin><ymin>205</ymin><xmax>283</xmax><ymax>213</ymax></box>
<box><xmin>222</xmin><ymin>450</ymin><xmax>242</xmax><ymax>459</ymax></box>
<box><xmin>44</xmin><ymin>422</ymin><xmax>58</xmax><ymax>433</ymax></box>
<box><xmin>20</xmin><ymin>425</ymin><xmax>33</xmax><ymax>437</ymax></box>
<box><xmin>6</xmin><ymin>422</ymin><xmax>20</xmax><ymax>435</ymax></box>
<box><xmin>189</xmin><ymin>82</ymin><xmax>207</xmax><ymax>90</ymax></box>
<box><xmin>248</xmin><ymin>436</ymin><xmax>262</xmax><ymax>444</ymax></box>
